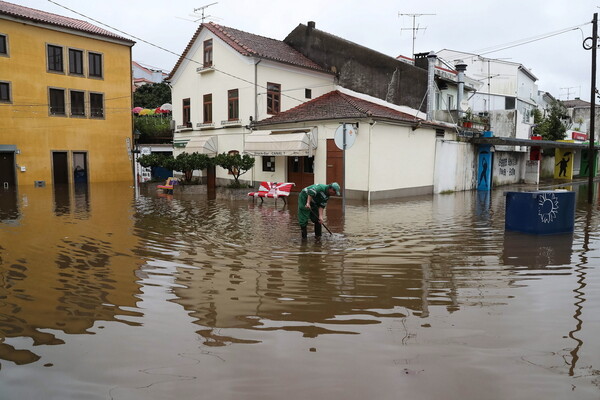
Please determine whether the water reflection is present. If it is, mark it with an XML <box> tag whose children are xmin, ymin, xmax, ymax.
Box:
<box><xmin>1</xmin><ymin>183</ymin><xmax>599</xmax><ymax>399</ymax></box>
<box><xmin>502</xmin><ymin>231</ymin><xmax>574</xmax><ymax>268</ymax></box>
<box><xmin>0</xmin><ymin>187</ymin><xmax>19</xmax><ymax>223</ymax></box>
<box><xmin>0</xmin><ymin>184</ymin><xmax>143</xmax><ymax>366</ymax></box>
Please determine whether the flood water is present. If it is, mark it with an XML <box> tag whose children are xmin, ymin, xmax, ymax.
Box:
<box><xmin>1</xmin><ymin>182</ymin><xmax>599</xmax><ymax>399</ymax></box>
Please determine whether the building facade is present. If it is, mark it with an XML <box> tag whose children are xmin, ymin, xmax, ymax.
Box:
<box><xmin>167</xmin><ymin>22</ymin><xmax>335</xmax><ymax>188</ymax></box>
<box><xmin>0</xmin><ymin>1</ymin><xmax>135</xmax><ymax>187</ymax></box>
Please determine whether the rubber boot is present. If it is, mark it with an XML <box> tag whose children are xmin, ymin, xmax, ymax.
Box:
<box><xmin>301</xmin><ymin>225</ymin><xmax>308</xmax><ymax>239</ymax></box>
<box><xmin>314</xmin><ymin>223</ymin><xmax>322</xmax><ymax>238</ymax></box>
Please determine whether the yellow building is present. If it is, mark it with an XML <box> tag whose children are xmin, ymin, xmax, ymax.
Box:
<box><xmin>0</xmin><ymin>1</ymin><xmax>135</xmax><ymax>187</ymax></box>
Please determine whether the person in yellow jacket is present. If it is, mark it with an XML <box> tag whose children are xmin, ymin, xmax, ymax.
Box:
<box><xmin>298</xmin><ymin>182</ymin><xmax>340</xmax><ymax>239</ymax></box>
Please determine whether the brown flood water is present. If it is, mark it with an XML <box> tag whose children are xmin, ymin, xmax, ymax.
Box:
<box><xmin>0</xmin><ymin>182</ymin><xmax>599</xmax><ymax>399</ymax></box>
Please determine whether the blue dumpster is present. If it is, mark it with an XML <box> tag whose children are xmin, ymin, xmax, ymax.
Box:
<box><xmin>505</xmin><ymin>190</ymin><xmax>575</xmax><ymax>234</ymax></box>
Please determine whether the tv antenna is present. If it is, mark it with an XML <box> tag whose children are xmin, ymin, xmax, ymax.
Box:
<box><xmin>559</xmin><ymin>86</ymin><xmax>580</xmax><ymax>100</ymax></box>
<box><xmin>399</xmin><ymin>13</ymin><xmax>435</xmax><ymax>57</ymax></box>
<box><xmin>193</xmin><ymin>2</ymin><xmax>218</xmax><ymax>22</ymax></box>
<box><xmin>177</xmin><ymin>2</ymin><xmax>219</xmax><ymax>23</ymax></box>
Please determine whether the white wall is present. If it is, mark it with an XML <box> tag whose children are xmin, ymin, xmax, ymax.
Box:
<box><xmin>492</xmin><ymin>151</ymin><xmax>526</xmax><ymax>186</ymax></box>
<box><xmin>434</xmin><ymin>140</ymin><xmax>477</xmax><ymax>193</ymax></box>
<box><xmin>363</xmin><ymin>123</ymin><xmax>436</xmax><ymax>193</ymax></box>
<box><xmin>169</xmin><ymin>27</ymin><xmax>336</xmax><ymax>185</ymax></box>
<box><xmin>170</xmin><ymin>28</ymin><xmax>334</xmax><ymax>130</ymax></box>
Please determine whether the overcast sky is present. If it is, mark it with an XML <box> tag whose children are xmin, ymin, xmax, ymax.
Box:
<box><xmin>18</xmin><ymin>0</ymin><xmax>600</xmax><ymax>102</ymax></box>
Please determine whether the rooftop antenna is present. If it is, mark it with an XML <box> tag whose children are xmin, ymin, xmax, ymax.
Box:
<box><xmin>399</xmin><ymin>13</ymin><xmax>435</xmax><ymax>57</ymax></box>
<box><xmin>559</xmin><ymin>86</ymin><xmax>580</xmax><ymax>100</ymax></box>
<box><xmin>192</xmin><ymin>2</ymin><xmax>218</xmax><ymax>23</ymax></box>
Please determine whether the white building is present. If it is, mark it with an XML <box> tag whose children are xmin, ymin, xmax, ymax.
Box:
<box><xmin>166</xmin><ymin>22</ymin><xmax>336</xmax><ymax>187</ymax></box>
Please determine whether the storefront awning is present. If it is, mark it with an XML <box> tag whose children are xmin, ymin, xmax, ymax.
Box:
<box><xmin>184</xmin><ymin>135</ymin><xmax>218</xmax><ymax>155</ymax></box>
<box><xmin>244</xmin><ymin>129</ymin><xmax>317</xmax><ymax>157</ymax></box>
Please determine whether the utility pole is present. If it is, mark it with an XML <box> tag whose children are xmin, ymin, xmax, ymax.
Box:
<box><xmin>584</xmin><ymin>13</ymin><xmax>597</xmax><ymax>204</ymax></box>
<box><xmin>399</xmin><ymin>13</ymin><xmax>435</xmax><ymax>57</ymax></box>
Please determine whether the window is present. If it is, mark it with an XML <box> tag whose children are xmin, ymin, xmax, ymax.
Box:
<box><xmin>90</xmin><ymin>92</ymin><xmax>104</xmax><ymax>118</ymax></box>
<box><xmin>262</xmin><ymin>156</ymin><xmax>275</xmax><ymax>172</ymax></box>
<box><xmin>182</xmin><ymin>98</ymin><xmax>191</xmax><ymax>127</ymax></box>
<box><xmin>47</xmin><ymin>45</ymin><xmax>63</xmax><ymax>72</ymax></box>
<box><xmin>203</xmin><ymin>94</ymin><xmax>212</xmax><ymax>123</ymax></box>
<box><xmin>0</xmin><ymin>81</ymin><xmax>11</xmax><ymax>103</ymax></box>
<box><xmin>305</xmin><ymin>88</ymin><xmax>312</xmax><ymax>99</ymax></box>
<box><xmin>446</xmin><ymin>94</ymin><xmax>454</xmax><ymax>111</ymax></box>
<box><xmin>0</xmin><ymin>34</ymin><xmax>8</xmax><ymax>56</ymax></box>
<box><xmin>88</xmin><ymin>52</ymin><xmax>103</xmax><ymax>78</ymax></box>
<box><xmin>49</xmin><ymin>88</ymin><xmax>66</xmax><ymax>115</ymax></box>
<box><xmin>203</xmin><ymin>39</ymin><xmax>213</xmax><ymax>67</ymax></box>
<box><xmin>228</xmin><ymin>89</ymin><xmax>239</xmax><ymax>120</ymax></box>
<box><xmin>69</xmin><ymin>49</ymin><xmax>84</xmax><ymax>75</ymax></box>
<box><xmin>70</xmin><ymin>90</ymin><xmax>85</xmax><ymax>116</ymax></box>
<box><xmin>505</xmin><ymin>97</ymin><xmax>516</xmax><ymax>110</ymax></box>
<box><xmin>267</xmin><ymin>83</ymin><xmax>281</xmax><ymax>114</ymax></box>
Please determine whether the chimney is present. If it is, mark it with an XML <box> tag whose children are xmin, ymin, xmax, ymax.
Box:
<box><xmin>307</xmin><ymin>21</ymin><xmax>316</xmax><ymax>30</ymax></box>
<box><xmin>427</xmin><ymin>51</ymin><xmax>437</xmax><ymax>121</ymax></box>
<box><xmin>455</xmin><ymin>61</ymin><xmax>467</xmax><ymax>118</ymax></box>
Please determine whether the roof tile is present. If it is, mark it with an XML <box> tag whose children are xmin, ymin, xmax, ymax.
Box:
<box><xmin>0</xmin><ymin>0</ymin><xmax>133</xmax><ymax>43</ymax></box>
<box><xmin>255</xmin><ymin>91</ymin><xmax>423</xmax><ymax>126</ymax></box>
<box><xmin>167</xmin><ymin>22</ymin><xmax>329</xmax><ymax>80</ymax></box>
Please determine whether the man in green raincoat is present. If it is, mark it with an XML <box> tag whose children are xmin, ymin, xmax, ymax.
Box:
<box><xmin>297</xmin><ymin>182</ymin><xmax>340</xmax><ymax>239</ymax></box>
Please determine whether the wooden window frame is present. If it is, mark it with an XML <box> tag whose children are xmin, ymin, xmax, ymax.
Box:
<box><xmin>49</xmin><ymin>87</ymin><xmax>66</xmax><ymax>116</ymax></box>
<box><xmin>88</xmin><ymin>51</ymin><xmax>103</xmax><ymax>79</ymax></box>
<box><xmin>203</xmin><ymin>93</ymin><xmax>213</xmax><ymax>123</ymax></box>
<box><xmin>0</xmin><ymin>81</ymin><xmax>11</xmax><ymax>103</ymax></box>
<box><xmin>0</xmin><ymin>33</ymin><xmax>8</xmax><ymax>57</ymax></box>
<box><xmin>47</xmin><ymin>44</ymin><xmax>64</xmax><ymax>73</ymax></box>
<box><xmin>182</xmin><ymin>98</ymin><xmax>191</xmax><ymax>128</ymax></box>
<box><xmin>68</xmin><ymin>48</ymin><xmax>84</xmax><ymax>76</ymax></box>
<box><xmin>70</xmin><ymin>90</ymin><xmax>86</xmax><ymax>117</ymax></box>
<box><xmin>203</xmin><ymin>39</ymin><xmax>213</xmax><ymax>68</ymax></box>
<box><xmin>89</xmin><ymin>92</ymin><xmax>104</xmax><ymax>118</ymax></box>
<box><xmin>267</xmin><ymin>82</ymin><xmax>281</xmax><ymax>115</ymax></box>
<box><xmin>228</xmin><ymin>89</ymin><xmax>239</xmax><ymax>120</ymax></box>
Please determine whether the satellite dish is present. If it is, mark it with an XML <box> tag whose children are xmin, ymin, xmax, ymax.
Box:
<box><xmin>459</xmin><ymin>100</ymin><xmax>469</xmax><ymax>112</ymax></box>
<box><xmin>334</xmin><ymin>123</ymin><xmax>357</xmax><ymax>150</ymax></box>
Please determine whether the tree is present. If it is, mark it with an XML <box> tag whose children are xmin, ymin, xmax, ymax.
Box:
<box><xmin>133</xmin><ymin>82</ymin><xmax>171</xmax><ymax>109</ymax></box>
<box><xmin>214</xmin><ymin>152</ymin><xmax>255</xmax><ymax>187</ymax></box>
<box><xmin>137</xmin><ymin>152</ymin><xmax>213</xmax><ymax>182</ymax></box>
<box><xmin>532</xmin><ymin>101</ymin><xmax>568</xmax><ymax>142</ymax></box>
<box><xmin>173</xmin><ymin>152</ymin><xmax>213</xmax><ymax>182</ymax></box>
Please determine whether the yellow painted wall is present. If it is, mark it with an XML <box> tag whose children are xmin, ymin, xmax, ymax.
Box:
<box><xmin>554</xmin><ymin>143</ymin><xmax>574</xmax><ymax>179</ymax></box>
<box><xmin>0</xmin><ymin>19</ymin><xmax>134</xmax><ymax>185</ymax></box>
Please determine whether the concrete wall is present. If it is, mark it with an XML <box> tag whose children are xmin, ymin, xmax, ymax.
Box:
<box><xmin>492</xmin><ymin>151</ymin><xmax>526</xmax><ymax>186</ymax></box>
<box><xmin>284</xmin><ymin>23</ymin><xmax>428</xmax><ymax>112</ymax></box>
<box><xmin>541</xmin><ymin>154</ymin><xmax>556</xmax><ymax>178</ymax></box>
<box><xmin>434</xmin><ymin>140</ymin><xmax>477</xmax><ymax>193</ymax></box>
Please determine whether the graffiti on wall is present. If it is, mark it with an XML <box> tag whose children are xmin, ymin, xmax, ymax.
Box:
<box><xmin>498</xmin><ymin>155</ymin><xmax>518</xmax><ymax>177</ymax></box>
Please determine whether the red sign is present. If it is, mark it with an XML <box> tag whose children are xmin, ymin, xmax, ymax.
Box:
<box><xmin>572</xmin><ymin>131</ymin><xmax>588</xmax><ymax>141</ymax></box>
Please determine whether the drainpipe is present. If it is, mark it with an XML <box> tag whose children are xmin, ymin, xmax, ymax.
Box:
<box><xmin>455</xmin><ymin>61</ymin><xmax>467</xmax><ymax>120</ymax></box>
<box><xmin>426</xmin><ymin>51</ymin><xmax>437</xmax><ymax>121</ymax></box>
<box><xmin>254</xmin><ymin>59</ymin><xmax>261</xmax><ymax>121</ymax></box>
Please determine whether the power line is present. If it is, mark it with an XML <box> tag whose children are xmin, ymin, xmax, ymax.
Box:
<box><xmin>473</xmin><ymin>22</ymin><xmax>590</xmax><ymax>56</ymax></box>
<box><xmin>46</xmin><ymin>0</ymin><xmax>308</xmax><ymax>105</ymax></box>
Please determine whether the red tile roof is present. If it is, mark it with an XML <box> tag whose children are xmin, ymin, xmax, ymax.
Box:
<box><xmin>254</xmin><ymin>90</ymin><xmax>423</xmax><ymax>126</ymax></box>
<box><xmin>167</xmin><ymin>22</ymin><xmax>330</xmax><ymax>80</ymax></box>
<box><xmin>0</xmin><ymin>0</ymin><xmax>134</xmax><ymax>44</ymax></box>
